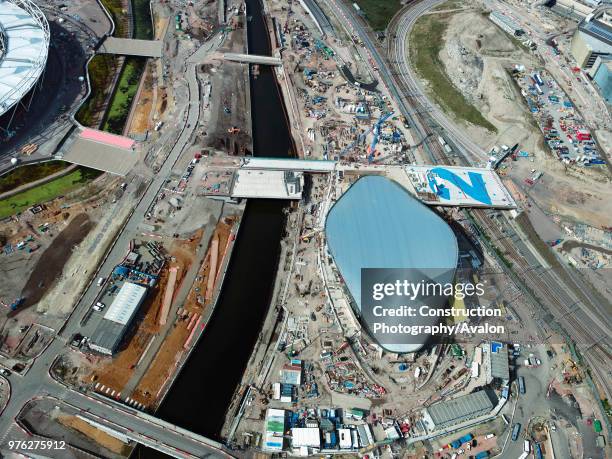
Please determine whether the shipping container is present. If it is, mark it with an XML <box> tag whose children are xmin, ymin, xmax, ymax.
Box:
<box><xmin>594</xmin><ymin>420</ymin><xmax>602</xmax><ymax>432</ymax></box>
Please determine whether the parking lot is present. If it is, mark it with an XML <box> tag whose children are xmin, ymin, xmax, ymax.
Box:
<box><xmin>512</xmin><ymin>68</ymin><xmax>603</xmax><ymax>165</ymax></box>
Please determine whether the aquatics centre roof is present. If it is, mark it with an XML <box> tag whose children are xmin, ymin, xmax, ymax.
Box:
<box><xmin>325</xmin><ymin>176</ymin><xmax>458</xmax><ymax>352</ymax></box>
<box><xmin>0</xmin><ymin>0</ymin><xmax>50</xmax><ymax>117</ymax></box>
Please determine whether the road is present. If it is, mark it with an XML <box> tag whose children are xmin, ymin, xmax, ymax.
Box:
<box><xmin>0</xmin><ymin>37</ymin><xmax>231</xmax><ymax>459</ymax></box>
<box><xmin>328</xmin><ymin>0</ymin><xmax>611</xmax><ymax>428</ymax></box>
<box><xmin>484</xmin><ymin>0</ymin><xmax>611</xmax><ymax>131</ymax></box>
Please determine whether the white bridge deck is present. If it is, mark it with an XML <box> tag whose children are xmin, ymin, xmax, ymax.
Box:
<box><xmin>236</xmin><ymin>158</ymin><xmax>516</xmax><ymax>208</ymax></box>
<box><xmin>223</xmin><ymin>53</ymin><xmax>282</xmax><ymax>65</ymax></box>
<box><xmin>99</xmin><ymin>37</ymin><xmax>163</xmax><ymax>58</ymax></box>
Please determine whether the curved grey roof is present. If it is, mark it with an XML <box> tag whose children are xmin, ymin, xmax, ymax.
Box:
<box><xmin>325</xmin><ymin>176</ymin><xmax>458</xmax><ymax>353</ymax></box>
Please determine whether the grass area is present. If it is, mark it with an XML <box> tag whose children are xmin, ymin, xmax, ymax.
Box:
<box><xmin>76</xmin><ymin>55</ymin><xmax>121</xmax><ymax>128</ymax></box>
<box><xmin>354</xmin><ymin>0</ymin><xmax>402</xmax><ymax>32</ymax></box>
<box><xmin>0</xmin><ymin>168</ymin><xmax>101</xmax><ymax>219</ymax></box>
<box><xmin>409</xmin><ymin>12</ymin><xmax>497</xmax><ymax>132</ymax></box>
<box><xmin>0</xmin><ymin>161</ymin><xmax>70</xmax><ymax>194</ymax></box>
<box><xmin>100</xmin><ymin>0</ymin><xmax>129</xmax><ymax>38</ymax></box>
<box><xmin>431</xmin><ymin>0</ymin><xmax>464</xmax><ymax>11</ymax></box>
<box><xmin>133</xmin><ymin>0</ymin><xmax>153</xmax><ymax>40</ymax></box>
<box><xmin>101</xmin><ymin>57</ymin><xmax>146</xmax><ymax>134</ymax></box>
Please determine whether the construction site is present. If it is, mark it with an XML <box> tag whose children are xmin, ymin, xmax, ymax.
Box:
<box><xmin>51</xmin><ymin>213</ymin><xmax>238</xmax><ymax>410</ymax></box>
<box><xmin>0</xmin><ymin>0</ymin><xmax>608</xmax><ymax>456</ymax></box>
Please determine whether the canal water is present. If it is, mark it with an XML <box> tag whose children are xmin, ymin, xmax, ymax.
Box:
<box><xmin>135</xmin><ymin>0</ymin><xmax>293</xmax><ymax>455</ymax></box>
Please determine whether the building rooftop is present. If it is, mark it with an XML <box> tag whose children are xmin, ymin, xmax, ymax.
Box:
<box><xmin>325</xmin><ymin>176</ymin><xmax>458</xmax><ymax>353</ymax></box>
<box><xmin>89</xmin><ymin>282</ymin><xmax>148</xmax><ymax>354</ymax></box>
<box><xmin>425</xmin><ymin>390</ymin><xmax>496</xmax><ymax>429</ymax></box>
<box><xmin>581</xmin><ymin>10</ymin><xmax>612</xmax><ymax>46</ymax></box>
<box><xmin>292</xmin><ymin>427</ymin><xmax>321</xmax><ymax>448</ymax></box>
<box><xmin>264</xmin><ymin>409</ymin><xmax>285</xmax><ymax>452</ymax></box>
<box><xmin>104</xmin><ymin>282</ymin><xmax>148</xmax><ymax>325</ymax></box>
<box><xmin>405</xmin><ymin>165</ymin><xmax>517</xmax><ymax>208</ymax></box>
<box><xmin>489</xmin><ymin>341</ymin><xmax>510</xmax><ymax>381</ymax></box>
<box><xmin>231</xmin><ymin>169</ymin><xmax>303</xmax><ymax>199</ymax></box>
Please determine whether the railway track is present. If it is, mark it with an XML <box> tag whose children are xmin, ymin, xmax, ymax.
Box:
<box><xmin>329</xmin><ymin>0</ymin><xmax>610</xmax><ymax>403</ymax></box>
<box><xmin>382</xmin><ymin>0</ymin><xmax>611</xmax><ymax>400</ymax></box>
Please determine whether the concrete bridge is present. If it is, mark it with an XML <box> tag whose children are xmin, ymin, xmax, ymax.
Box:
<box><xmin>99</xmin><ymin>37</ymin><xmax>163</xmax><ymax>58</ymax></box>
<box><xmin>21</xmin><ymin>395</ymin><xmax>232</xmax><ymax>459</ymax></box>
<box><xmin>223</xmin><ymin>53</ymin><xmax>282</xmax><ymax>65</ymax></box>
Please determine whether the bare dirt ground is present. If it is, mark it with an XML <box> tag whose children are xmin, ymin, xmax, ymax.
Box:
<box><xmin>440</xmin><ymin>10</ymin><xmax>540</xmax><ymax>151</ymax></box>
<box><xmin>128</xmin><ymin>63</ymin><xmax>155</xmax><ymax>135</ymax></box>
<box><xmin>58</xmin><ymin>415</ymin><xmax>131</xmax><ymax>456</ymax></box>
<box><xmin>87</xmin><ymin>234</ymin><xmax>202</xmax><ymax>392</ymax></box>
<box><xmin>20</xmin><ymin>213</ymin><xmax>93</xmax><ymax>311</ymax></box>
<box><xmin>203</xmin><ymin>17</ymin><xmax>253</xmax><ymax>156</ymax></box>
<box><xmin>439</xmin><ymin>9</ymin><xmax>612</xmax><ymax>231</ymax></box>
<box><xmin>131</xmin><ymin>218</ymin><xmax>233</xmax><ymax>408</ymax></box>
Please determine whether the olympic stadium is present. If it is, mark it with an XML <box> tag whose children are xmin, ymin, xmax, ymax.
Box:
<box><xmin>0</xmin><ymin>0</ymin><xmax>50</xmax><ymax>129</ymax></box>
<box><xmin>325</xmin><ymin>176</ymin><xmax>459</xmax><ymax>353</ymax></box>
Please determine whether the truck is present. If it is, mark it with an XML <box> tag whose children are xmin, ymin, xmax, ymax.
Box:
<box><xmin>449</xmin><ymin>433</ymin><xmax>473</xmax><ymax>449</ymax></box>
<box><xmin>524</xmin><ymin>439</ymin><xmax>531</xmax><ymax>452</ymax></box>
<box><xmin>475</xmin><ymin>452</ymin><xmax>489</xmax><ymax>459</ymax></box>
<box><xmin>533</xmin><ymin>72</ymin><xmax>544</xmax><ymax>86</ymax></box>
<box><xmin>534</xmin><ymin>442</ymin><xmax>543</xmax><ymax>459</ymax></box>
<box><xmin>512</xmin><ymin>423</ymin><xmax>521</xmax><ymax>441</ymax></box>
<box><xmin>518</xmin><ymin>376</ymin><xmax>526</xmax><ymax>394</ymax></box>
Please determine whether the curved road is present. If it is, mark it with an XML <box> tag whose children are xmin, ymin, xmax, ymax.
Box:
<box><xmin>327</xmin><ymin>0</ymin><xmax>611</xmax><ymax>423</ymax></box>
<box><xmin>388</xmin><ymin>0</ymin><xmax>489</xmax><ymax>164</ymax></box>
<box><xmin>0</xmin><ymin>37</ymin><xmax>231</xmax><ymax>459</ymax></box>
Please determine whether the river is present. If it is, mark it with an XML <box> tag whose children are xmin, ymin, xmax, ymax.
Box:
<box><xmin>134</xmin><ymin>0</ymin><xmax>293</xmax><ymax>455</ymax></box>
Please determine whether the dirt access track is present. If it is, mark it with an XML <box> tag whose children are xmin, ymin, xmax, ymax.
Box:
<box><xmin>18</xmin><ymin>213</ymin><xmax>93</xmax><ymax>313</ymax></box>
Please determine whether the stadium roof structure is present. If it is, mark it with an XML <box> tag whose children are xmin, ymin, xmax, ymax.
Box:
<box><xmin>325</xmin><ymin>176</ymin><xmax>458</xmax><ymax>353</ymax></box>
<box><xmin>0</xmin><ymin>0</ymin><xmax>50</xmax><ymax>118</ymax></box>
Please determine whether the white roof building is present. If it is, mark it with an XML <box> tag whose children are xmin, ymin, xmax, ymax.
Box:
<box><xmin>291</xmin><ymin>427</ymin><xmax>321</xmax><ymax>449</ymax></box>
<box><xmin>338</xmin><ymin>428</ymin><xmax>352</xmax><ymax>449</ymax></box>
<box><xmin>89</xmin><ymin>282</ymin><xmax>148</xmax><ymax>355</ymax></box>
<box><xmin>0</xmin><ymin>0</ymin><xmax>49</xmax><ymax>117</ymax></box>
<box><xmin>104</xmin><ymin>282</ymin><xmax>148</xmax><ymax>324</ymax></box>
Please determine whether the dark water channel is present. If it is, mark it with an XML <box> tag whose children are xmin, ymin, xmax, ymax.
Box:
<box><xmin>135</xmin><ymin>0</ymin><xmax>294</xmax><ymax>455</ymax></box>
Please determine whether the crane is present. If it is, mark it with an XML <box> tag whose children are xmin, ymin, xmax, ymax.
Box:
<box><xmin>367</xmin><ymin>111</ymin><xmax>394</xmax><ymax>161</ymax></box>
<box><xmin>338</xmin><ymin>111</ymin><xmax>394</xmax><ymax>159</ymax></box>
